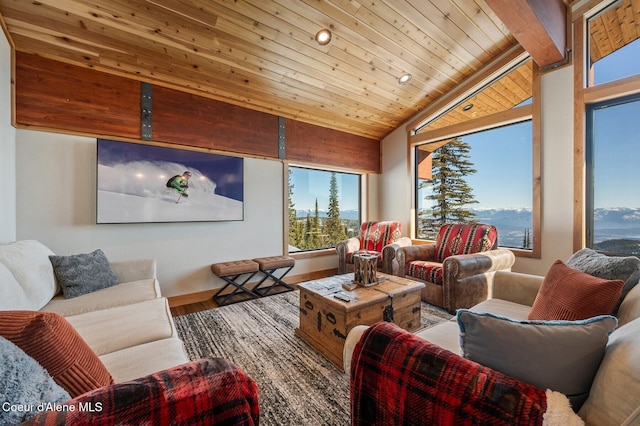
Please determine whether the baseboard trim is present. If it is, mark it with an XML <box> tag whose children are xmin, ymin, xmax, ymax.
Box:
<box><xmin>167</xmin><ymin>268</ymin><xmax>338</xmax><ymax>307</ymax></box>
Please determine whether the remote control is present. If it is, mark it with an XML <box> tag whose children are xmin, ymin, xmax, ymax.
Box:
<box><xmin>333</xmin><ymin>293</ymin><xmax>351</xmax><ymax>302</ymax></box>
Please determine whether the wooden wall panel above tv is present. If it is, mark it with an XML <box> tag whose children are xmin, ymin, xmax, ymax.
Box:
<box><xmin>14</xmin><ymin>52</ymin><xmax>140</xmax><ymax>139</ymax></box>
<box><xmin>13</xmin><ymin>52</ymin><xmax>381</xmax><ymax>173</ymax></box>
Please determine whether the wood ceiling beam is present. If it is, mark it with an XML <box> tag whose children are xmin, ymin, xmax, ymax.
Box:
<box><xmin>486</xmin><ymin>0</ymin><xmax>567</xmax><ymax>68</ymax></box>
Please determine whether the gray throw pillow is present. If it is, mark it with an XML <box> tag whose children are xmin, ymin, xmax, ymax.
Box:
<box><xmin>566</xmin><ymin>248</ymin><xmax>640</xmax><ymax>315</ymax></box>
<box><xmin>0</xmin><ymin>336</ymin><xmax>70</xmax><ymax>424</ymax></box>
<box><xmin>49</xmin><ymin>249</ymin><xmax>119</xmax><ymax>299</ymax></box>
<box><xmin>457</xmin><ymin>310</ymin><xmax>617</xmax><ymax>411</ymax></box>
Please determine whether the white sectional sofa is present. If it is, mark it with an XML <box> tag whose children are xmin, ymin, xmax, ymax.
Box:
<box><xmin>0</xmin><ymin>240</ymin><xmax>189</xmax><ymax>383</ymax></box>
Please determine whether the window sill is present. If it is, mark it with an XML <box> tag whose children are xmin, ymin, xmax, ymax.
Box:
<box><xmin>289</xmin><ymin>248</ymin><xmax>336</xmax><ymax>260</ymax></box>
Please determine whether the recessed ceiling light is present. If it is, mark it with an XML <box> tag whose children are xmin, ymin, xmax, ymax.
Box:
<box><xmin>398</xmin><ymin>73</ymin><xmax>412</xmax><ymax>85</ymax></box>
<box><xmin>315</xmin><ymin>29</ymin><xmax>332</xmax><ymax>45</ymax></box>
<box><xmin>462</xmin><ymin>103</ymin><xmax>474</xmax><ymax>111</ymax></box>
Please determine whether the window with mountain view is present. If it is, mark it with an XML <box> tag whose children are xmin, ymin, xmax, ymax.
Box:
<box><xmin>287</xmin><ymin>166</ymin><xmax>361</xmax><ymax>252</ymax></box>
<box><xmin>413</xmin><ymin>56</ymin><xmax>537</xmax><ymax>252</ymax></box>
<box><xmin>586</xmin><ymin>94</ymin><xmax>640</xmax><ymax>255</ymax></box>
<box><xmin>416</xmin><ymin>120</ymin><xmax>533</xmax><ymax>248</ymax></box>
<box><xmin>584</xmin><ymin>0</ymin><xmax>640</xmax><ymax>256</ymax></box>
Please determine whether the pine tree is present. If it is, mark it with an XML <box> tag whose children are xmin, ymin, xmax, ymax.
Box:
<box><xmin>523</xmin><ymin>228</ymin><xmax>531</xmax><ymax>249</ymax></box>
<box><xmin>287</xmin><ymin>169</ymin><xmax>303</xmax><ymax>249</ymax></box>
<box><xmin>427</xmin><ymin>137</ymin><xmax>478</xmax><ymax>226</ymax></box>
<box><xmin>325</xmin><ymin>172</ymin><xmax>348</xmax><ymax>246</ymax></box>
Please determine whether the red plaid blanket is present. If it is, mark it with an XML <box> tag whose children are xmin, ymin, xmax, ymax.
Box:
<box><xmin>22</xmin><ymin>358</ymin><xmax>259</xmax><ymax>426</ymax></box>
<box><xmin>350</xmin><ymin>322</ymin><xmax>546</xmax><ymax>426</ymax></box>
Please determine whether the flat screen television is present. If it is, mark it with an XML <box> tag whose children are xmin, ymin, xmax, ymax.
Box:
<box><xmin>96</xmin><ymin>139</ymin><xmax>244</xmax><ymax>223</ymax></box>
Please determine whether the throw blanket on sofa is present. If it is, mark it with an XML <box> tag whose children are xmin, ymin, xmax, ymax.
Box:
<box><xmin>351</xmin><ymin>322</ymin><xmax>560</xmax><ymax>426</ymax></box>
<box><xmin>21</xmin><ymin>358</ymin><xmax>259</xmax><ymax>425</ymax></box>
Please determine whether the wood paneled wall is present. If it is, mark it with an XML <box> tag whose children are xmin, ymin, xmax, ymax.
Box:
<box><xmin>14</xmin><ymin>53</ymin><xmax>140</xmax><ymax>138</ymax></box>
<box><xmin>285</xmin><ymin>120</ymin><xmax>381</xmax><ymax>172</ymax></box>
<box><xmin>13</xmin><ymin>52</ymin><xmax>381</xmax><ymax>173</ymax></box>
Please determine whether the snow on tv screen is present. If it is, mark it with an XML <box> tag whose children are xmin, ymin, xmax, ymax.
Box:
<box><xmin>96</xmin><ymin>139</ymin><xmax>244</xmax><ymax>223</ymax></box>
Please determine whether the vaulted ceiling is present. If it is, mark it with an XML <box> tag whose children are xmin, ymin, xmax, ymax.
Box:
<box><xmin>0</xmin><ymin>0</ymin><xmax>577</xmax><ymax>140</ymax></box>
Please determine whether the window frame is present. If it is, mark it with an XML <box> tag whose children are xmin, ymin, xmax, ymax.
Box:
<box><xmin>284</xmin><ymin>162</ymin><xmax>365</xmax><ymax>258</ymax></box>
<box><xmin>585</xmin><ymin>93</ymin><xmax>640</xmax><ymax>253</ymax></box>
<box><xmin>573</xmin><ymin>0</ymin><xmax>640</xmax><ymax>252</ymax></box>
<box><xmin>406</xmin><ymin>47</ymin><xmax>541</xmax><ymax>259</ymax></box>
<box><xmin>414</xmin><ymin>118</ymin><xmax>534</xmax><ymax>249</ymax></box>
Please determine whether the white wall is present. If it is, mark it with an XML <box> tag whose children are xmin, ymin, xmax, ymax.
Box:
<box><xmin>15</xmin><ymin>130</ymin><xmax>332</xmax><ymax>297</ymax></box>
<box><xmin>0</xmin><ymin>27</ymin><xmax>16</xmax><ymax>243</ymax></box>
<box><xmin>380</xmin><ymin>65</ymin><xmax>576</xmax><ymax>276</ymax></box>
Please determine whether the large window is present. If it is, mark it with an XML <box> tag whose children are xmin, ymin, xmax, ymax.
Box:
<box><xmin>586</xmin><ymin>94</ymin><xmax>640</xmax><ymax>255</ymax></box>
<box><xmin>287</xmin><ymin>166</ymin><xmax>361</xmax><ymax>252</ymax></box>
<box><xmin>410</xmin><ymin>53</ymin><xmax>539</xmax><ymax>255</ymax></box>
<box><xmin>577</xmin><ymin>0</ymin><xmax>640</xmax><ymax>256</ymax></box>
<box><xmin>416</xmin><ymin>120</ymin><xmax>533</xmax><ymax>249</ymax></box>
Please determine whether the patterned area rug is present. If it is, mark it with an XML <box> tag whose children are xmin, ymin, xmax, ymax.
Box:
<box><xmin>174</xmin><ymin>290</ymin><xmax>452</xmax><ymax>426</ymax></box>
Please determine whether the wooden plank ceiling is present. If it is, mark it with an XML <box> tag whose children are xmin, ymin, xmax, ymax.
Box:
<box><xmin>0</xmin><ymin>0</ymin><xmax>518</xmax><ymax>140</ymax></box>
<box><xmin>1</xmin><ymin>0</ymin><xmax>629</xmax><ymax>141</ymax></box>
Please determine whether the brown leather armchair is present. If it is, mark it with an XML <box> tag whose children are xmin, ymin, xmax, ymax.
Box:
<box><xmin>395</xmin><ymin>223</ymin><xmax>515</xmax><ymax>313</ymax></box>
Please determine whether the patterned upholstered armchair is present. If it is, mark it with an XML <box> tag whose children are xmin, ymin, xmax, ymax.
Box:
<box><xmin>335</xmin><ymin>221</ymin><xmax>411</xmax><ymax>274</ymax></box>
<box><xmin>396</xmin><ymin>223</ymin><xmax>515</xmax><ymax>313</ymax></box>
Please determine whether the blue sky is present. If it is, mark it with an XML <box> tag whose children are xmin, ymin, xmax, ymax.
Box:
<box><xmin>290</xmin><ymin>167</ymin><xmax>359</xmax><ymax>212</ymax></box>
<box><xmin>590</xmin><ymin>38</ymin><xmax>640</xmax><ymax>208</ymax></box>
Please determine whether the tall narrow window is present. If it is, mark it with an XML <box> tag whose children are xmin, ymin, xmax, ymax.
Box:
<box><xmin>586</xmin><ymin>94</ymin><xmax>640</xmax><ymax>255</ymax></box>
<box><xmin>288</xmin><ymin>166</ymin><xmax>361</xmax><ymax>252</ymax></box>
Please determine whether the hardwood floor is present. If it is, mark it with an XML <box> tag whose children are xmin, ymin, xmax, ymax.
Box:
<box><xmin>170</xmin><ymin>299</ymin><xmax>219</xmax><ymax>317</ymax></box>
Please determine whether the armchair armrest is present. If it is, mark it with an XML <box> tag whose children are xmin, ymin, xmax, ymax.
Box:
<box><xmin>443</xmin><ymin>248</ymin><xmax>515</xmax><ymax>279</ymax></box>
<box><xmin>335</xmin><ymin>237</ymin><xmax>361</xmax><ymax>273</ymax></box>
<box><xmin>492</xmin><ymin>270</ymin><xmax>543</xmax><ymax>306</ymax></box>
<box><xmin>442</xmin><ymin>249</ymin><xmax>515</xmax><ymax>313</ymax></box>
<box><xmin>381</xmin><ymin>237</ymin><xmax>412</xmax><ymax>274</ymax></box>
<box><xmin>396</xmin><ymin>243</ymin><xmax>436</xmax><ymax>276</ymax></box>
<box><xmin>22</xmin><ymin>358</ymin><xmax>259</xmax><ymax>426</ymax></box>
<box><xmin>110</xmin><ymin>259</ymin><xmax>156</xmax><ymax>283</ymax></box>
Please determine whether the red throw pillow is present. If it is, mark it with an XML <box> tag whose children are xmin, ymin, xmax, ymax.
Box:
<box><xmin>0</xmin><ymin>310</ymin><xmax>114</xmax><ymax>397</ymax></box>
<box><xmin>529</xmin><ymin>260</ymin><xmax>624</xmax><ymax>321</ymax></box>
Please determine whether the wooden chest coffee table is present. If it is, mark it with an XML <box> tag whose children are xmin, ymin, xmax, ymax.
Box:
<box><xmin>295</xmin><ymin>273</ymin><xmax>425</xmax><ymax>370</ymax></box>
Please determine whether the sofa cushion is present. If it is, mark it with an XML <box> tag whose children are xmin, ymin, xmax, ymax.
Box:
<box><xmin>406</xmin><ymin>261</ymin><xmax>443</xmax><ymax>285</ymax></box>
<box><xmin>617</xmin><ymin>281</ymin><xmax>640</xmax><ymax>327</ymax></box>
<box><xmin>0</xmin><ymin>310</ymin><xmax>114</xmax><ymax>397</ymax></box>
<box><xmin>566</xmin><ymin>247</ymin><xmax>640</xmax><ymax>281</ymax></box>
<box><xmin>0</xmin><ymin>336</ymin><xmax>71</xmax><ymax>425</ymax></box>
<box><xmin>49</xmin><ymin>249</ymin><xmax>119</xmax><ymax>299</ymax></box>
<box><xmin>578</xmin><ymin>316</ymin><xmax>640</xmax><ymax>425</ymax></box>
<box><xmin>0</xmin><ymin>261</ymin><xmax>32</xmax><ymax>310</ymax></box>
<box><xmin>528</xmin><ymin>260</ymin><xmax>624</xmax><ymax>320</ymax></box>
<box><xmin>566</xmin><ymin>248</ymin><xmax>640</xmax><ymax>315</ymax></box>
<box><xmin>457</xmin><ymin>310</ymin><xmax>617</xmax><ymax>410</ymax></box>
<box><xmin>42</xmin><ymin>278</ymin><xmax>161</xmax><ymax>317</ymax></box>
<box><xmin>99</xmin><ymin>337</ymin><xmax>189</xmax><ymax>383</ymax></box>
<box><xmin>0</xmin><ymin>240</ymin><xmax>58</xmax><ymax>310</ymax></box>
<box><xmin>65</xmin><ymin>297</ymin><xmax>177</xmax><ymax>356</ymax></box>
<box><xmin>358</xmin><ymin>221</ymin><xmax>402</xmax><ymax>253</ymax></box>
<box><xmin>435</xmin><ymin>223</ymin><xmax>497</xmax><ymax>262</ymax></box>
